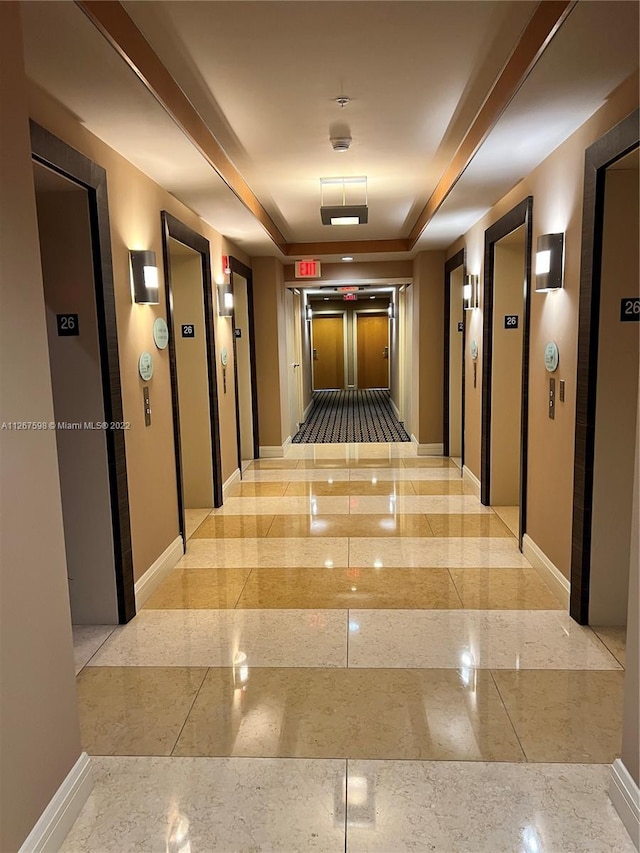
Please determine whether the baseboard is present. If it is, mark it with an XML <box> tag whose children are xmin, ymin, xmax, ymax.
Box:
<box><xmin>259</xmin><ymin>438</ymin><xmax>291</xmax><ymax>458</ymax></box>
<box><xmin>610</xmin><ymin>759</ymin><xmax>640</xmax><ymax>850</ymax></box>
<box><xmin>416</xmin><ymin>443</ymin><xmax>444</xmax><ymax>456</ymax></box>
<box><xmin>410</xmin><ymin>433</ymin><xmax>419</xmax><ymax>448</ymax></box>
<box><xmin>302</xmin><ymin>399</ymin><xmax>314</xmax><ymax>421</ymax></box>
<box><xmin>134</xmin><ymin>535</ymin><xmax>184</xmax><ymax>609</ymax></box>
<box><xmin>390</xmin><ymin>398</ymin><xmax>401</xmax><ymax>419</ymax></box>
<box><xmin>18</xmin><ymin>752</ymin><xmax>93</xmax><ymax>853</ymax></box>
<box><xmin>462</xmin><ymin>465</ymin><xmax>481</xmax><ymax>499</ymax></box>
<box><xmin>223</xmin><ymin>467</ymin><xmax>241</xmax><ymax>497</ymax></box>
<box><xmin>522</xmin><ymin>533</ymin><xmax>570</xmax><ymax>608</ymax></box>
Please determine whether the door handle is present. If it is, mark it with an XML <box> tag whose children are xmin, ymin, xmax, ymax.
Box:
<box><xmin>292</xmin><ymin>363</ymin><xmax>300</xmax><ymax>368</ymax></box>
<box><xmin>383</xmin><ymin>347</ymin><xmax>389</xmax><ymax>358</ymax></box>
<box><xmin>313</xmin><ymin>349</ymin><xmax>318</xmax><ymax>360</ymax></box>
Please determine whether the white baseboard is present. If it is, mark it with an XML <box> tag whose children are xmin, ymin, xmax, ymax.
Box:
<box><xmin>522</xmin><ymin>533</ymin><xmax>570</xmax><ymax>608</ymax></box>
<box><xmin>223</xmin><ymin>467</ymin><xmax>241</xmax><ymax>497</ymax></box>
<box><xmin>610</xmin><ymin>758</ymin><xmax>640</xmax><ymax>850</ymax></box>
<box><xmin>416</xmin><ymin>443</ymin><xmax>444</xmax><ymax>456</ymax></box>
<box><xmin>134</xmin><ymin>535</ymin><xmax>184</xmax><ymax>609</ymax></box>
<box><xmin>410</xmin><ymin>433</ymin><xmax>419</xmax><ymax>448</ymax></box>
<box><xmin>259</xmin><ymin>437</ymin><xmax>291</xmax><ymax>458</ymax></box>
<box><xmin>18</xmin><ymin>752</ymin><xmax>93</xmax><ymax>853</ymax></box>
<box><xmin>462</xmin><ymin>465</ymin><xmax>481</xmax><ymax>499</ymax></box>
<box><xmin>390</xmin><ymin>398</ymin><xmax>401</xmax><ymax>419</ymax></box>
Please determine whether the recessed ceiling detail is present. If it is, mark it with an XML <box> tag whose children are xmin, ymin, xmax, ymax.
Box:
<box><xmin>18</xmin><ymin>1</ymin><xmax>637</xmax><ymax>259</ymax></box>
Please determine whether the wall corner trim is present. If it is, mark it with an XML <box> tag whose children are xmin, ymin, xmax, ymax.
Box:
<box><xmin>134</xmin><ymin>535</ymin><xmax>184</xmax><ymax>609</ymax></box>
<box><xmin>462</xmin><ymin>466</ymin><xmax>481</xmax><ymax>499</ymax></box>
<box><xmin>223</xmin><ymin>468</ymin><xmax>241</xmax><ymax>497</ymax></box>
<box><xmin>259</xmin><ymin>442</ymin><xmax>290</xmax><ymax>458</ymax></box>
<box><xmin>18</xmin><ymin>751</ymin><xmax>93</xmax><ymax>853</ymax></box>
<box><xmin>417</xmin><ymin>443</ymin><xmax>444</xmax><ymax>456</ymax></box>
<box><xmin>522</xmin><ymin>534</ymin><xmax>570</xmax><ymax>608</ymax></box>
<box><xmin>609</xmin><ymin>758</ymin><xmax>640</xmax><ymax>850</ymax></box>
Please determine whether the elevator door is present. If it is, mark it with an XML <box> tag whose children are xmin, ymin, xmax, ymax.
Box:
<box><xmin>357</xmin><ymin>313</ymin><xmax>389</xmax><ymax>389</ymax></box>
<box><xmin>312</xmin><ymin>315</ymin><xmax>345</xmax><ymax>389</ymax></box>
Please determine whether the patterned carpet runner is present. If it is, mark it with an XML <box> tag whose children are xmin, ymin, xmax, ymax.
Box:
<box><xmin>292</xmin><ymin>389</ymin><xmax>411</xmax><ymax>443</ymax></box>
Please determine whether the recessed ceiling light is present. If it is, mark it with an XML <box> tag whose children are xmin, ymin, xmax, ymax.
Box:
<box><xmin>342</xmin><ymin>256</ymin><xmax>354</xmax><ymax>262</ymax></box>
<box><xmin>370</xmin><ymin>295</ymin><xmax>376</xmax><ymax>300</ymax></box>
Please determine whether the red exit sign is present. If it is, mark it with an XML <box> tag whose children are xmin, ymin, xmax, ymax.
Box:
<box><xmin>295</xmin><ymin>259</ymin><xmax>321</xmax><ymax>279</ymax></box>
<box><xmin>343</xmin><ymin>293</ymin><xmax>358</xmax><ymax>301</ymax></box>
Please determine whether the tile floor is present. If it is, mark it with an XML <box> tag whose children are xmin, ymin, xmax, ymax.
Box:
<box><xmin>66</xmin><ymin>443</ymin><xmax>633</xmax><ymax>852</ymax></box>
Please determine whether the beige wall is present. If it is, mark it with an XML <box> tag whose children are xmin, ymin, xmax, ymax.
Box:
<box><xmin>490</xmin><ymin>234</ymin><xmax>525</xmax><ymax>506</ymax></box>
<box><xmin>449</xmin><ymin>265</ymin><xmax>464</xmax><ymax>458</ymax></box>
<box><xmin>447</xmin><ymin>74</ymin><xmax>639</xmax><ymax>578</ymax></box>
<box><xmin>590</xmin><ymin>167</ymin><xmax>639</xmax><ymax>624</ymax></box>
<box><xmin>253</xmin><ymin>257</ymin><xmax>288</xmax><ymax>449</ymax></box>
<box><xmin>233</xmin><ymin>273</ymin><xmax>255</xmax><ymax>461</ymax></box>
<box><xmin>620</xmin><ymin>385</ymin><xmax>639</xmax><ymax>787</ymax></box>
<box><xmin>171</xmin><ymin>247</ymin><xmax>215</xmax><ymax>508</ymax></box>
<box><xmin>413</xmin><ymin>251</ymin><xmax>446</xmax><ymax>447</ymax></box>
<box><xmin>0</xmin><ymin>6</ymin><xmax>83</xmax><ymax>849</ymax></box>
<box><xmin>27</xmin><ymin>83</ymin><xmax>246</xmax><ymax>580</ymax></box>
<box><xmin>36</xmin><ymin>182</ymin><xmax>118</xmax><ymax>624</ymax></box>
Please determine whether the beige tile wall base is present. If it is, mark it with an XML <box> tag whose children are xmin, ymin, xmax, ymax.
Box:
<box><xmin>222</xmin><ymin>467</ymin><xmax>241</xmax><ymax>498</ymax></box>
<box><xmin>610</xmin><ymin>758</ymin><xmax>640</xmax><ymax>850</ymax></box>
<box><xmin>416</xmin><ymin>443</ymin><xmax>444</xmax><ymax>456</ymax></box>
<box><xmin>462</xmin><ymin>465</ymin><xmax>481</xmax><ymax>499</ymax></box>
<box><xmin>522</xmin><ymin>533</ymin><xmax>570</xmax><ymax>609</ymax></box>
<box><xmin>134</xmin><ymin>536</ymin><xmax>184</xmax><ymax>610</ymax></box>
<box><xmin>260</xmin><ymin>438</ymin><xmax>292</xmax><ymax>458</ymax></box>
<box><xmin>18</xmin><ymin>752</ymin><xmax>92</xmax><ymax>853</ymax></box>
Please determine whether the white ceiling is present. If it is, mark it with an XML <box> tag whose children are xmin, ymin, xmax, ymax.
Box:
<box><xmin>20</xmin><ymin>1</ymin><xmax>639</xmax><ymax>261</ymax></box>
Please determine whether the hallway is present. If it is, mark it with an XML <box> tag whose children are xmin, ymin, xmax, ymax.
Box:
<box><xmin>65</xmin><ymin>443</ymin><xmax>631</xmax><ymax>851</ymax></box>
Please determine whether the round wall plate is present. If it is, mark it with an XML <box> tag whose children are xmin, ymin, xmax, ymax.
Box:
<box><xmin>544</xmin><ymin>341</ymin><xmax>559</xmax><ymax>373</ymax></box>
<box><xmin>153</xmin><ymin>317</ymin><xmax>169</xmax><ymax>350</ymax></box>
<box><xmin>138</xmin><ymin>351</ymin><xmax>154</xmax><ymax>381</ymax></box>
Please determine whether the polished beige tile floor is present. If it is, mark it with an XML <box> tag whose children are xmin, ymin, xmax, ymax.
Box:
<box><xmin>72</xmin><ymin>443</ymin><xmax>630</xmax><ymax>849</ymax></box>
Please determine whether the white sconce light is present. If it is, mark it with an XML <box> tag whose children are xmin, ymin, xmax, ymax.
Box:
<box><xmin>217</xmin><ymin>281</ymin><xmax>234</xmax><ymax>317</ymax></box>
<box><xmin>463</xmin><ymin>274</ymin><xmax>479</xmax><ymax>311</ymax></box>
<box><xmin>306</xmin><ymin>304</ymin><xmax>313</xmax><ymax>321</ymax></box>
<box><xmin>536</xmin><ymin>233</ymin><xmax>564</xmax><ymax>291</ymax></box>
<box><xmin>130</xmin><ymin>250</ymin><xmax>159</xmax><ymax>304</ymax></box>
<box><xmin>387</xmin><ymin>302</ymin><xmax>395</xmax><ymax>320</ymax></box>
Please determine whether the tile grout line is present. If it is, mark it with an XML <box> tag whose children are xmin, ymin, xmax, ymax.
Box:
<box><xmin>488</xmin><ymin>668</ymin><xmax>530</xmax><ymax>763</ymax></box>
<box><xmin>169</xmin><ymin>666</ymin><xmax>209</xmax><ymax>757</ymax></box>
<box><xmin>587</xmin><ymin>627</ymin><xmax>626</xmax><ymax>669</ymax></box>
<box><xmin>233</xmin><ymin>568</ymin><xmax>254</xmax><ymax>609</ymax></box>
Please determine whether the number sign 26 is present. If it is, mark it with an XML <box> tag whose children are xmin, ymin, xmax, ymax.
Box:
<box><xmin>620</xmin><ymin>298</ymin><xmax>640</xmax><ymax>322</ymax></box>
<box><xmin>56</xmin><ymin>314</ymin><xmax>79</xmax><ymax>336</ymax></box>
<box><xmin>504</xmin><ymin>315</ymin><xmax>519</xmax><ymax>329</ymax></box>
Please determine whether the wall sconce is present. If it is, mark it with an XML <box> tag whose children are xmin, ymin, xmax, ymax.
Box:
<box><xmin>387</xmin><ymin>302</ymin><xmax>395</xmax><ymax>320</ymax></box>
<box><xmin>463</xmin><ymin>274</ymin><xmax>479</xmax><ymax>310</ymax></box>
<box><xmin>130</xmin><ymin>250</ymin><xmax>159</xmax><ymax>304</ymax></box>
<box><xmin>536</xmin><ymin>233</ymin><xmax>564</xmax><ymax>291</ymax></box>
<box><xmin>217</xmin><ymin>280</ymin><xmax>234</xmax><ymax>317</ymax></box>
<box><xmin>306</xmin><ymin>304</ymin><xmax>313</xmax><ymax>321</ymax></box>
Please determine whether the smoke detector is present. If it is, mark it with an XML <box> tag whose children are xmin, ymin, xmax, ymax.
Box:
<box><xmin>330</xmin><ymin>136</ymin><xmax>352</xmax><ymax>152</ymax></box>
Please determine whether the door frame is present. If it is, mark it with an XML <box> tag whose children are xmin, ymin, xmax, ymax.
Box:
<box><xmin>443</xmin><ymin>249</ymin><xmax>466</xmax><ymax>460</ymax></box>
<box><xmin>481</xmin><ymin>196</ymin><xmax>533</xmax><ymax>550</ymax></box>
<box><xmin>311</xmin><ymin>310</ymin><xmax>348</xmax><ymax>390</ymax></box>
<box><xmin>570</xmin><ymin>109</ymin><xmax>639</xmax><ymax>624</ymax></box>
<box><xmin>353</xmin><ymin>309</ymin><xmax>390</xmax><ymax>390</ymax></box>
<box><xmin>160</xmin><ymin>211</ymin><xmax>223</xmax><ymax>547</ymax></box>
<box><xmin>229</xmin><ymin>256</ymin><xmax>259</xmax><ymax>466</ymax></box>
<box><xmin>30</xmin><ymin>121</ymin><xmax>135</xmax><ymax>623</ymax></box>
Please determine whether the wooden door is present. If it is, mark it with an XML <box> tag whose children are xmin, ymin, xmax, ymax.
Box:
<box><xmin>357</xmin><ymin>314</ymin><xmax>389</xmax><ymax>388</ymax></box>
<box><xmin>312</xmin><ymin>315</ymin><xmax>344</xmax><ymax>389</ymax></box>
